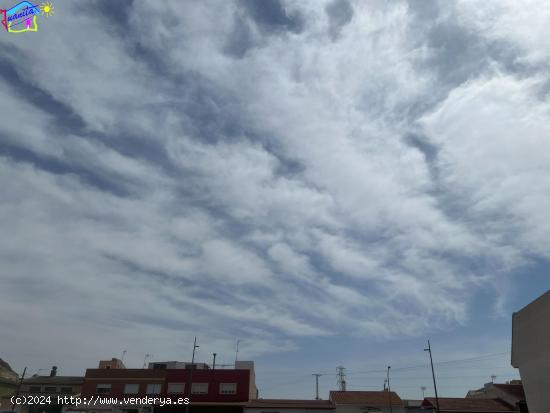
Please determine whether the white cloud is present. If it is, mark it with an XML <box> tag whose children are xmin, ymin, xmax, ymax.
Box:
<box><xmin>421</xmin><ymin>73</ymin><xmax>550</xmax><ymax>258</ymax></box>
<box><xmin>0</xmin><ymin>0</ymin><xmax>544</xmax><ymax>398</ymax></box>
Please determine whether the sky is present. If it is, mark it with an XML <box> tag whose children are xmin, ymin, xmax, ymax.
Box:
<box><xmin>0</xmin><ymin>0</ymin><xmax>549</xmax><ymax>401</ymax></box>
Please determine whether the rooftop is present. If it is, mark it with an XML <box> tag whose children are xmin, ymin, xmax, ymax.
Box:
<box><xmin>0</xmin><ymin>359</ymin><xmax>18</xmax><ymax>382</ymax></box>
<box><xmin>85</xmin><ymin>369</ymin><xmax>166</xmax><ymax>379</ymax></box>
<box><xmin>467</xmin><ymin>382</ymin><xmax>526</xmax><ymax>401</ymax></box>
<box><xmin>247</xmin><ymin>399</ymin><xmax>334</xmax><ymax>409</ymax></box>
<box><xmin>330</xmin><ymin>390</ymin><xmax>402</xmax><ymax>406</ymax></box>
<box><xmin>422</xmin><ymin>397</ymin><xmax>514</xmax><ymax>412</ymax></box>
<box><xmin>493</xmin><ymin>383</ymin><xmax>525</xmax><ymax>400</ymax></box>
<box><xmin>23</xmin><ymin>376</ymin><xmax>83</xmax><ymax>384</ymax></box>
<box><xmin>514</xmin><ymin>290</ymin><xmax>550</xmax><ymax>314</ymax></box>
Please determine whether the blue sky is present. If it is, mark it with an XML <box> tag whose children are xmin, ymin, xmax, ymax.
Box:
<box><xmin>0</xmin><ymin>0</ymin><xmax>549</xmax><ymax>401</ymax></box>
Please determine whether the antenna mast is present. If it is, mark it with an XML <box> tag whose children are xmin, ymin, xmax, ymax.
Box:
<box><xmin>142</xmin><ymin>354</ymin><xmax>151</xmax><ymax>368</ymax></box>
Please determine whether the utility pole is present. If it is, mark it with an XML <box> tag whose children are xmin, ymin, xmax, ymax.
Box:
<box><xmin>387</xmin><ymin>366</ymin><xmax>393</xmax><ymax>413</ymax></box>
<box><xmin>491</xmin><ymin>374</ymin><xmax>496</xmax><ymax>383</ymax></box>
<box><xmin>421</xmin><ymin>386</ymin><xmax>426</xmax><ymax>399</ymax></box>
<box><xmin>121</xmin><ymin>350</ymin><xmax>127</xmax><ymax>363</ymax></box>
<box><xmin>336</xmin><ymin>366</ymin><xmax>346</xmax><ymax>391</ymax></box>
<box><xmin>185</xmin><ymin>337</ymin><xmax>199</xmax><ymax>413</ymax></box>
<box><xmin>11</xmin><ymin>367</ymin><xmax>26</xmax><ymax>411</ymax></box>
<box><xmin>212</xmin><ymin>353</ymin><xmax>217</xmax><ymax>370</ymax></box>
<box><xmin>312</xmin><ymin>374</ymin><xmax>322</xmax><ymax>400</ymax></box>
<box><xmin>424</xmin><ymin>340</ymin><xmax>440</xmax><ymax>413</ymax></box>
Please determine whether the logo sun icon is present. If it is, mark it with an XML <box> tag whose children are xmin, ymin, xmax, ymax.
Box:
<box><xmin>40</xmin><ymin>1</ymin><xmax>54</xmax><ymax>17</ymax></box>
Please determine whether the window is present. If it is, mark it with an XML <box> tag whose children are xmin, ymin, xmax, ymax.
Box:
<box><xmin>60</xmin><ymin>387</ymin><xmax>73</xmax><ymax>394</ymax></box>
<box><xmin>29</xmin><ymin>386</ymin><xmax>41</xmax><ymax>392</ymax></box>
<box><xmin>152</xmin><ymin>363</ymin><xmax>167</xmax><ymax>370</ymax></box>
<box><xmin>124</xmin><ymin>384</ymin><xmax>139</xmax><ymax>394</ymax></box>
<box><xmin>167</xmin><ymin>383</ymin><xmax>185</xmax><ymax>394</ymax></box>
<box><xmin>146</xmin><ymin>383</ymin><xmax>161</xmax><ymax>394</ymax></box>
<box><xmin>96</xmin><ymin>384</ymin><xmax>111</xmax><ymax>394</ymax></box>
<box><xmin>219</xmin><ymin>383</ymin><xmax>237</xmax><ymax>395</ymax></box>
<box><xmin>191</xmin><ymin>383</ymin><xmax>208</xmax><ymax>395</ymax></box>
<box><xmin>44</xmin><ymin>386</ymin><xmax>57</xmax><ymax>393</ymax></box>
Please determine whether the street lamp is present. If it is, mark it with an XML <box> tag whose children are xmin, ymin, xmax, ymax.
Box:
<box><xmin>387</xmin><ymin>366</ymin><xmax>392</xmax><ymax>413</ymax></box>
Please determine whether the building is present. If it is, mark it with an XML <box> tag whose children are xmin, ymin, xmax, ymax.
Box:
<box><xmin>0</xmin><ymin>378</ymin><xmax>16</xmax><ymax>401</ymax></box>
<box><xmin>2</xmin><ymin>367</ymin><xmax>83</xmax><ymax>413</ymax></box>
<box><xmin>0</xmin><ymin>359</ymin><xmax>18</xmax><ymax>400</ymax></box>
<box><xmin>329</xmin><ymin>391</ymin><xmax>405</xmax><ymax>413</ymax></box>
<box><xmin>245</xmin><ymin>399</ymin><xmax>335</xmax><ymax>413</ymax></box>
<box><xmin>148</xmin><ymin>362</ymin><xmax>209</xmax><ymax>370</ymax></box>
<box><xmin>466</xmin><ymin>381</ymin><xmax>527</xmax><ymax>412</ymax></box>
<box><xmin>421</xmin><ymin>397</ymin><xmax>515</xmax><ymax>413</ymax></box>
<box><xmin>99</xmin><ymin>359</ymin><xmax>126</xmax><ymax>370</ymax></box>
<box><xmin>402</xmin><ymin>400</ymin><xmax>423</xmax><ymax>413</ymax></box>
<box><xmin>80</xmin><ymin>359</ymin><xmax>258</xmax><ymax>413</ymax></box>
<box><xmin>511</xmin><ymin>290</ymin><xmax>550</xmax><ymax>413</ymax></box>
<box><xmin>81</xmin><ymin>366</ymin><xmax>167</xmax><ymax>408</ymax></box>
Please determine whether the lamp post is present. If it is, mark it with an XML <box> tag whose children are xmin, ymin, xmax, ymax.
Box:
<box><xmin>312</xmin><ymin>374</ymin><xmax>322</xmax><ymax>400</ymax></box>
<box><xmin>386</xmin><ymin>366</ymin><xmax>393</xmax><ymax>413</ymax></box>
<box><xmin>235</xmin><ymin>339</ymin><xmax>242</xmax><ymax>364</ymax></box>
<box><xmin>185</xmin><ymin>337</ymin><xmax>199</xmax><ymax>413</ymax></box>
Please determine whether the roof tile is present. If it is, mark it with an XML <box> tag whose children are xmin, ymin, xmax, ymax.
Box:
<box><xmin>247</xmin><ymin>399</ymin><xmax>334</xmax><ymax>409</ymax></box>
<box><xmin>422</xmin><ymin>397</ymin><xmax>514</xmax><ymax>412</ymax></box>
<box><xmin>330</xmin><ymin>391</ymin><xmax>403</xmax><ymax>406</ymax></box>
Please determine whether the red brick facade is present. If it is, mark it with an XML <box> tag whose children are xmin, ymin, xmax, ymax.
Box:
<box><xmin>81</xmin><ymin>367</ymin><xmax>252</xmax><ymax>403</ymax></box>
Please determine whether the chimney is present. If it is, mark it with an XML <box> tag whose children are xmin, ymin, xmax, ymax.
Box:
<box><xmin>50</xmin><ymin>366</ymin><xmax>57</xmax><ymax>377</ymax></box>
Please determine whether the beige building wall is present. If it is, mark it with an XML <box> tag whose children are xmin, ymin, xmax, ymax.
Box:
<box><xmin>235</xmin><ymin>361</ymin><xmax>258</xmax><ymax>400</ymax></box>
<box><xmin>98</xmin><ymin>359</ymin><xmax>125</xmax><ymax>369</ymax></box>
<box><xmin>512</xmin><ymin>290</ymin><xmax>550</xmax><ymax>413</ymax></box>
<box><xmin>466</xmin><ymin>382</ymin><xmax>524</xmax><ymax>407</ymax></box>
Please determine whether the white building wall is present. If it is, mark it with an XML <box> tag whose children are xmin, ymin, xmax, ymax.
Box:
<box><xmin>512</xmin><ymin>290</ymin><xmax>550</xmax><ymax>413</ymax></box>
<box><xmin>467</xmin><ymin>384</ymin><xmax>521</xmax><ymax>408</ymax></box>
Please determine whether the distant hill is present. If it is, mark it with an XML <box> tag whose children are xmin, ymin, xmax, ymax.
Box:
<box><xmin>0</xmin><ymin>359</ymin><xmax>18</xmax><ymax>382</ymax></box>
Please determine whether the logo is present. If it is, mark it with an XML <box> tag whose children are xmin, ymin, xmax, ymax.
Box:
<box><xmin>1</xmin><ymin>1</ymin><xmax>54</xmax><ymax>33</ymax></box>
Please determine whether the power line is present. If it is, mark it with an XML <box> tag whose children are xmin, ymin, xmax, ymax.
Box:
<box><xmin>257</xmin><ymin>351</ymin><xmax>516</xmax><ymax>396</ymax></box>
<box><xmin>343</xmin><ymin>351</ymin><xmax>511</xmax><ymax>375</ymax></box>
<box><xmin>260</xmin><ymin>375</ymin><xmax>313</xmax><ymax>391</ymax></box>
<box><xmin>259</xmin><ymin>351</ymin><xmax>512</xmax><ymax>379</ymax></box>
<box><xmin>349</xmin><ymin>373</ymin><xmax>521</xmax><ymax>382</ymax></box>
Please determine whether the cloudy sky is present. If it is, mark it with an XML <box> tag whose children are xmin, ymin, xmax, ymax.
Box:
<box><xmin>1</xmin><ymin>0</ymin><xmax>549</xmax><ymax>400</ymax></box>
